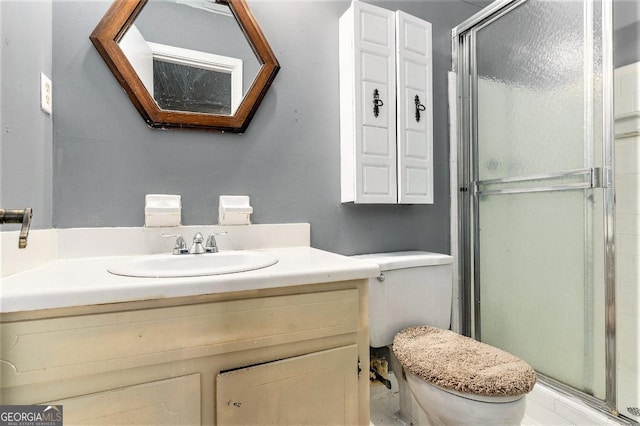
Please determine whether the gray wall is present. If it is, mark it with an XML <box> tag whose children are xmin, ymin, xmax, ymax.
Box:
<box><xmin>614</xmin><ymin>0</ymin><xmax>640</xmax><ymax>68</ymax></box>
<box><xmin>1</xmin><ymin>0</ymin><xmax>53</xmax><ymax>230</ymax></box>
<box><xmin>49</xmin><ymin>0</ymin><xmax>485</xmax><ymax>255</ymax></box>
<box><xmin>8</xmin><ymin>0</ymin><xmax>634</xmax><ymax>256</ymax></box>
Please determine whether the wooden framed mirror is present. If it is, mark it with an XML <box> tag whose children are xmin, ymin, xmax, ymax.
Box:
<box><xmin>90</xmin><ymin>0</ymin><xmax>280</xmax><ymax>133</ymax></box>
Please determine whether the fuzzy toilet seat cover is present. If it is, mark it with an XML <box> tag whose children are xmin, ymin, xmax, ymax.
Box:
<box><xmin>393</xmin><ymin>326</ymin><xmax>536</xmax><ymax>397</ymax></box>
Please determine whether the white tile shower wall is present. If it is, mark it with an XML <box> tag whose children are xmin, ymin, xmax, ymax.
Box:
<box><xmin>615</xmin><ymin>61</ymin><xmax>640</xmax><ymax>422</ymax></box>
<box><xmin>615</xmin><ymin>63</ymin><xmax>640</xmax><ymax>136</ymax></box>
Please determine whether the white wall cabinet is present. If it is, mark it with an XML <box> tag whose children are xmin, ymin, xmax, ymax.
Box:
<box><xmin>340</xmin><ymin>0</ymin><xmax>433</xmax><ymax>204</ymax></box>
<box><xmin>0</xmin><ymin>282</ymin><xmax>369</xmax><ymax>425</ymax></box>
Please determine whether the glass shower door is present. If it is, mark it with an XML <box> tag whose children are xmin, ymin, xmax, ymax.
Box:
<box><xmin>470</xmin><ymin>0</ymin><xmax>611</xmax><ymax>399</ymax></box>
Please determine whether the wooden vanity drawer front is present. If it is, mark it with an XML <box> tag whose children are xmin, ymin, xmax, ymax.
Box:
<box><xmin>48</xmin><ymin>374</ymin><xmax>201</xmax><ymax>426</ymax></box>
<box><xmin>1</xmin><ymin>288</ymin><xmax>359</xmax><ymax>385</ymax></box>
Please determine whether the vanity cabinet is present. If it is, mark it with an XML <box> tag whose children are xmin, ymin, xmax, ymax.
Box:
<box><xmin>0</xmin><ymin>281</ymin><xmax>369</xmax><ymax>425</ymax></box>
<box><xmin>339</xmin><ymin>1</ymin><xmax>433</xmax><ymax>204</ymax></box>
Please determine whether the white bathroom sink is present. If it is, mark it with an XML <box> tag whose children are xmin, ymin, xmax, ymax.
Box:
<box><xmin>107</xmin><ymin>251</ymin><xmax>278</xmax><ymax>278</ymax></box>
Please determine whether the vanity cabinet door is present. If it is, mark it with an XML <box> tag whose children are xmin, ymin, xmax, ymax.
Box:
<box><xmin>396</xmin><ymin>11</ymin><xmax>433</xmax><ymax>204</ymax></box>
<box><xmin>48</xmin><ymin>374</ymin><xmax>201</xmax><ymax>426</ymax></box>
<box><xmin>340</xmin><ymin>1</ymin><xmax>397</xmax><ymax>204</ymax></box>
<box><xmin>216</xmin><ymin>345</ymin><xmax>359</xmax><ymax>425</ymax></box>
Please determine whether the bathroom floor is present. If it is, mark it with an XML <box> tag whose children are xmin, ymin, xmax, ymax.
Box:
<box><xmin>369</xmin><ymin>371</ymin><xmax>403</xmax><ymax>425</ymax></box>
<box><xmin>368</xmin><ymin>372</ymin><xmax>623</xmax><ymax>426</ymax></box>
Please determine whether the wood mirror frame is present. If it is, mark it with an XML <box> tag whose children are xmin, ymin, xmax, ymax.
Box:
<box><xmin>90</xmin><ymin>0</ymin><xmax>280</xmax><ymax>133</ymax></box>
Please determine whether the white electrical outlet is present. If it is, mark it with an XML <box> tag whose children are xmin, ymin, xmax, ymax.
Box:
<box><xmin>40</xmin><ymin>72</ymin><xmax>52</xmax><ymax>115</ymax></box>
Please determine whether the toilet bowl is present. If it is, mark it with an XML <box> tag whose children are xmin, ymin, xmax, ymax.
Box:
<box><xmin>393</xmin><ymin>325</ymin><xmax>535</xmax><ymax>425</ymax></box>
<box><xmin>354</xmin><ymin>251</ymin><xmax>536</xmax><ymax>425</ymax></box>
<box><xmin>403</xmin><ymin>369</ymin><xmax>527</xmax><ymax>425</ymax></box>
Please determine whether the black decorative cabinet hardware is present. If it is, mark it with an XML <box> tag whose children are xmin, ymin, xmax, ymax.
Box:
<box><xmin>373</xmin><ymin>89</ymin><xmax>384</xmax><ymax>117</ymax></box>
<box><xmin>414</xmin><ymin>95</ymin><xmax>426</xmax><ymax>122</ymax></box>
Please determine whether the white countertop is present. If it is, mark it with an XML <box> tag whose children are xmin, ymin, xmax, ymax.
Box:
<box><xmin>0</xmin><ymin>247</ymin><xmax>380</xmax><ymax>313</ymax></box>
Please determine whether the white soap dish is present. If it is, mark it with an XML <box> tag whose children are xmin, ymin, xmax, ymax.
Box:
<box><xmin>219</xmin><ymin>195</ymin><xmax>252</xmax><ymax>225</ymax></box>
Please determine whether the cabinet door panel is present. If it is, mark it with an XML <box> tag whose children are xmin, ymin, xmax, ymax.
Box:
<box><xmin>360</xmin><ymin>9</ymin><xmax>392</xmax><ymax>48</ymax></box>
<box><xmin>396</xmin><ymin>10</ymin><xmax>433</xmax><ymax>204</ymax></box>
<box><xmin>362</xmin><ymin>125</ymin><xmax>391</xmax><ymax>156</ymax></box>
<box><xmin>363</xmin><ymin>165</ymin><xmax>393</xmax><ymax>196</ymax></box>
<box><xmin>405</xmin><ymin>167</ymin><xmax>430</xmax><ymax>195</ymax></box>
<box><xmin>405</xmin><ymin>60</ymin><xmax>427</xmax><ymax>91</ymax></box>
<box><xmin>216</xmin><ymin>345</ymin><xmax>358</xmax><ymax>425</ymax></box>
<box><xmin>356</xmin><ymin>3</ymin><xmax>397</xmax><ymax>204</ymax></box>
<box><xmin>361</xmin><ymin>51</ymin><xmax>390</xmax><ymax>83</ymax></box>
<box><xmin>352</xmin><ymin>2</ymin><xmax>397</xmax><ymax>203</ymax></box>
<box><xmin>48</xmin><ymin>374</ymin><xmax>200</xmax><ymax>426</ymax></box>
<box><xmin>402</xmin><ymin>18</ymin><xmax>429</xmax><ymax>56</ymax></box>
<box><xmin>406</xmin><ymin>129</ymin><xmax>429</xmax><ymax>158</ymax></box>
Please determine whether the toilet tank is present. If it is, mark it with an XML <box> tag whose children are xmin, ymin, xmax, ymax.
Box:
<box><xmin>354</xmin><ymin>251</ymin><xmax>454</xmax><ymax>348</ymax></box>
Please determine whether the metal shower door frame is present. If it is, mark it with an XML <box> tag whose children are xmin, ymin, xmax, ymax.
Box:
<box><xmin>451</xmin><ymin>0</ymin><xmax>617</xmax><ymax>416</ymax></box>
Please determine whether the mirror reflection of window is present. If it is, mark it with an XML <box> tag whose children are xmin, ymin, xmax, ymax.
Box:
<box><xmin>148</xmin><ymin>41</ymin><xmax>243</xmax><ymax>114</ymax></box>
<box><xmin>120</xmin><ymin>29</ymin><xmax>243</xmax><ymax>114</ymax></box>
<box><xmin>118</xmin><ymin>0</ymin><xmax>261</xmax><ymax>116</ymax></box>
<box><xmin>153</xmin><ymin>60</ymin><xmax>232</xmax><ymax>114</ymax></box>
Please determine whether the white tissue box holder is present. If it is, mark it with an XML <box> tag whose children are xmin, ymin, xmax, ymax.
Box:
<box><xmin>219</xmin><ymin>195</ymin><xmax>253</xmax><ymax>226</ymax></box>
<box><xmin>145</xmin><ymin>194</ymin><xmax>181</xmax><ymax>227</ymax></box>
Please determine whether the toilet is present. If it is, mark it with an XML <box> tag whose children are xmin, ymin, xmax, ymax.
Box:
<box><xmin>355</xmin><ymin>251</ymin><xmax>536</xmax><ymax>426</ymax></box>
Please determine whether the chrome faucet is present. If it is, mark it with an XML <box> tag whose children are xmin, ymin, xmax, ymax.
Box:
<box><xmin>189</xmin><ymin>232</ymin><xmax>206</xmax><ymax>254</ymax></box>
<box><xmin>162</xmin><ymin>234</ymin><xmax>188</xmax><ymax>255</ymax></box>
<box><xmin>163</xmin><ymin>231</ymin><xmax>226</xmax><ymax>255</ymax></box>
<box><xmin>0</xmin><ymin>207</ymin><xmax>33</xmax><ymax>249</ymax></box>
<box><xmin>205</xmin><ymin>232</ymin><xmax>227</xmax><ymax>253</ymax></box>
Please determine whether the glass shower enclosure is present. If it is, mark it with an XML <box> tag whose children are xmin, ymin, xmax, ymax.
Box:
<box><xmin>453</xmin><ymin>0</ymin><xmax>616</xmax><ymax>414</ymax></box>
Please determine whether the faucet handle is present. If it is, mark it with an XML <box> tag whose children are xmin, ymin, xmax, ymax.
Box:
<box><xmin>205</xmin><ymin>231</ymin><xmax>227</xmax><ymax>253</ymax></box>
<box><xmin>161</xmin><ymin>234</ymin><xmax>188</xmax><ymax>255</ymax></box>
<box><xmin>190</xmin><ymin>232</ymin><xmax>206</xmax><ymax>254</ymax></box>
<box><xmin>174</xmin><ymin>236</ymin><xmax>189</xmax><ymax>254</ymax></box>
